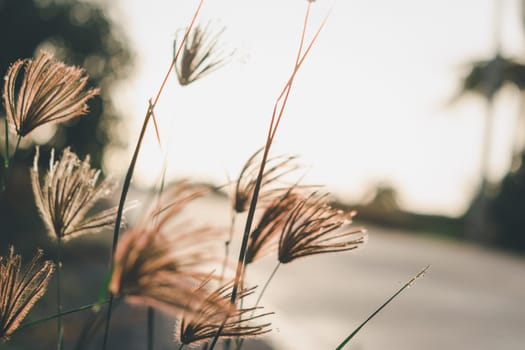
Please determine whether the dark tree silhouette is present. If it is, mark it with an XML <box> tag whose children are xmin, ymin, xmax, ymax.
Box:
<box><xmin>491</xmin><ymin>152</ymin><xmax>525</xmax><ymax>252</ymax></box>
<box><xmin>0</xmin><ymin>0</ymin><xmax>132</xmax><ymax>251</ymax></box>
<box><xmin>0</xmin><ymin>0</ymin><xmax>132</xmax><ymax>168</ymax></box>
<box><xmin>454</xmin><ymin>0</ymin><xmax>525</xmax><ymax>250</ymax></box>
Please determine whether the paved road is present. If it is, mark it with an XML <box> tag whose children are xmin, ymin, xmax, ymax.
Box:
<box><xmin>244</xmin><ymin>224</ymin><xmax>525</xmax><ymax>350</ymax></box>
<box><xmin>179</xmin><ymin>195</ymin><xmax>525</xmax><ymax>350</ymax></box>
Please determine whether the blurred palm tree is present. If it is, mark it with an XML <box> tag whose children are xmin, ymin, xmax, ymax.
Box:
<box><xmin>453</xmin><ymin>0</ymin><xmax>525</xmax><ymax>245</ymax></box>
<box><xmin>450</xmin><ymin>1</ymin><xmax>516</xmax><ymax>242</ymax></box>
<box><xmin>452</xmin><ymin>54</ymin><xmax>525</xmax><ymax>187</ymax></box>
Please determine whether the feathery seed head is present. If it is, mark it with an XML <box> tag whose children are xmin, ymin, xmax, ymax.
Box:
<box><xmin>174</xmin><ymin>21</ymin><xmax>235</xmax><ymax>86</ymax></box>
<box><xmin>245</xmin><ymin>188</ymin><xmax>302</xmax><ymax>264</ymax></box>
<box><xmin>2</xmin><ymin>50</ymin><xmax>99</xmax><ymax>137</ymax></box>
<box><xmin>110</xmin><ymin>182</ymin><xmax>226</xmax><ymax>316</ymax></box>
<box><xmin>0</xmin><ymin>247</ymin><xmax>55</xmax><ymax>341</ymax></box>
<box><xmin>30</xmin><ymin>147</ymin><xmax>120</xmax><ymax>241</ymax></box>
<box><xmin>234</xmin><ymin>149</ymin><xmax>302</xmax><ymax>213</ymax></box>
<box><xmin>177</xmin><ymin>280</ymin><xmax>273</xmax><ymax>346</ymax></box>
<box><xmin>278</xmin><ymin>191</ymin><xmax>367</xmax><ymax>263</ymax></box>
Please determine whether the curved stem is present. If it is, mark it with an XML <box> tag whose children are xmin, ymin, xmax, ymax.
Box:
<box><xmin>15</xmin><ymin>300</ymin><xmax>109</xmax><ymax>334</ymax></box>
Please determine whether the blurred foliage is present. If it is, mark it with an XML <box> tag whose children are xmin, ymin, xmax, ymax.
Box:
<box><xmin>0</xmin><ymin>0</ymin><xmax>132</xmax><ymax>251</ymax></box>
<box><xmin>453</xmin><ymin>54</ymin><xmax>525</xmax><ymax>101</ymax></box>
<box><xmin>490</xmin><ymin>153</ymin><xmax>525</xmax><ymax>252</ymax></box>
<box><xmin>0</xmin><ymin>0</ymin><xmax>132</xmax><ymax>167</ymax></box>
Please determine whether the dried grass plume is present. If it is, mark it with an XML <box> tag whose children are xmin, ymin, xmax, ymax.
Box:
<box><xmin>30</xmin><ymin>147</ymin><xmax>119</xmax><ymax>241</ymax></box>
<box><xmin>176</xmin><ymin>280</ymin><xmax>272</xmax><ymax>347</ymax></box>
<box><xmin>234</xmin><ymin>149</ymin><xmax>301</xmax><ymax>213</ymax></box>
<box><xmin>0</xmin><ymin>247</ymin><xmax>55</xmax><ymax>341</ymax></box>
<box><xmin>110</xmin><ymin>182</ymin><xmax>225</xmax><ymax>316</ymax></box>
<box><xmin>174</xmin><ymin>21</ymin><xmax>235</xmax><ymax>86</ymax></box>
<box><xmin>3</xmin><ymin>50</ymin><xmax>99</xmax><ymax>137</ymax></box>
<box><xmin>245</xmin><ymin>189</ymin><xmax>301</xmax><ymax>264</ymax></box>
<box><xmin>278</xmin><ymin>192</ymin><xmax>367</xmax><ymax>263</ymax></box>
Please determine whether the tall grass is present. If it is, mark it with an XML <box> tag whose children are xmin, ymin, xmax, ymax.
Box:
<box><xmin>0</xmin><ymin>1</ymin><xmax>427</xmax><ymax>349</ymax></box>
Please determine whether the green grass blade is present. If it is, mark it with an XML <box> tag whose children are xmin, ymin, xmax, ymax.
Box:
<box><xmin>335</xmin><ymin>265</ymin><xmax>430</xmax><ymax>350</ymax></box>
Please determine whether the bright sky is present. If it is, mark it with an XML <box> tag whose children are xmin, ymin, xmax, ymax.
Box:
<box><xmin>104</xmin><ymin>0</ymin><xmax>525</xmax><ymax>217</ymax></box>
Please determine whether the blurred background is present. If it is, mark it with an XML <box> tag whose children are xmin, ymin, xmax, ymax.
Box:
<box><xmin>0</xmin><ymin>0</ymin><xmax>524</xmax><ymax>349</ymax></box>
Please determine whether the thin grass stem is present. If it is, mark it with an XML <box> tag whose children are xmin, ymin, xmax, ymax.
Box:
<box><xmin>255</xmin><ymin>263</ymin><xmax>280</xmax><ymax>311</ymax></box>
<box><xmin>178</xmin><ymin>343</ymin><xmax>185</xmax><ymax>350</ymax></box>
<box><xmin>147</xmin><ymin>307</ymin><xmax>154</xmax><ymax>350</ymax></box>
<box><xmin>13</xmin><ymin>134</ymin><xmax>21</xmax><ymax>162</ymax></box>
<box><xmin>235</xmin><ymin>263</ymin><xmax>280</xmax><ymax>350</ymax></box>
<box><xmin>1</xmin><ymin>120</ymin><xmax>7</xmax><ymax>192</ymax></box>
<box><xmin>221</xmin><ymin>211</ymin><xmax>236</xmax><ymax>282</ymax></box>
<box><xmin>335</xmin><ymin>265</ymin><xmax>430</xmax><ymax>350</ymax></box>
<box><xmin>1</xmin><ymin>123</ymin><xmax>21</xmax><ymax>192</ymax></box>
<box><xmin>14</xmin><ymin>300</ymin><xmax>109</xmax><ymax>334</ymax></box>
<box><xmin>101</xmin><ymin>2</ymin><xmax>205</xmax><ymax>349</ymax></box>
<box><xmin>3</xmin><ymin>117</ymin><xmax>9</xmax><ymax>169</ymax></box>
<box><xmin>208</xmin><ymin>5</ymin><xmax>322</xmax><ymax>350</ymax></box>
<box><xmin>56</xmin><ymin>235</ymin><xmax>64</xmax><ymax>350</ymax></box>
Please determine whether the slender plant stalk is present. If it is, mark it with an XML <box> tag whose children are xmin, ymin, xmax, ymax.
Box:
<box><xmin>1</xmin><ymin>118</ymin><xmax>8</xmax><ymax>192</ymax></box>
<box><xmin>1</xmin><ymin>124</ymin><xmax>21</xmax><ymax>192</ymax></box>
<box><xmin>255</xmin><ymin>263</ymin><xmax>280</xmax><ymax>313</ymax></box>
<box><xmin>14</xmin><ymin>300</ymin><xmax>110</xmax><ymax>334</ymax></box>
<box><xmin>235</xmin><ymin>262</ymin><xmax>280</xmax><ymax>350</ymax></box>
<box><xmin>335</xmin><ymin>265</ymin><xmax>430</xmax><ymax>350</ymax></box>
<box><xmin>208</xmin><ymin>4</ymin><xmax>327</xmax><ymax>350</ymax></box>
<box><xmin>145</xmin><ymin>151</ymin><xmax>169</xmax><ymax>350</ymax></box>
<box><xmin>147</xmin><ymin>307</ymin><xmax>154</xmax><ymax>350</ymax></box>
<box><xmin>101</xmin><ymin>2</ymin><xmax>205</xmax><ymax>349</ymax></box>
<box><xmin>220</xmin><ymin>210</ymin><xmax>237</xmax><ymax>282</ymax></box>
<box><xmin>56</xmin><ymin>235</ymin><xmax>64</xmax><ymax>350</ymax></box>
<box><xmin>178</xmin><ymin>344</ymin><xmax>185</xmax><ymax>350</ymax></box>
<box><xmin>3</xmin><ymin>117</ymin><xmax>9</xmax><ymax>169</ymax></box>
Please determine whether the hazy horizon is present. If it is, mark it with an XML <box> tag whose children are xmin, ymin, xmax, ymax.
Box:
<box><xmin>103</xmin><ymin>0</ymin><xmax>525</xmax><ymax>217</ymax></box>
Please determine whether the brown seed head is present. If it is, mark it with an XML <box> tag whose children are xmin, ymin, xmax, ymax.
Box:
<box><xmin>2</xmin><ymin>50</ymin><xmax>99</xmax><ymax>137</ymax></box>
<box><xmin>0</xmin><ymin>247</ymin><xmax>55</xmax><ymax>341</ymax></box>
<box><xmin>234</xmin><ymin>149</ymin><xmax>302</xmax><ymax>213</ymax></box>
<box><xmin>110</xmin><ymin>182</ymin><xmax>225</xmax><ymax>316</ymax></box>
<box><xmin>278</xmin><ymin>192</ymin><xmax>367</xmax><ymax>263</ymax></box>
<box><xmin>30</xmin><ymin>147</ymin><xmax>120</xmax><ymax>241</ymax></box>
<box><xmin>245</xmin><ymin>188</ymin><xmax>302</xmax><ymax>264</ymax></box>
<box><xmin>176</xmin><ymin>280</ymin><xmax>273</xmax><ymax>346</ymax></box>
<box><xmin>174</xmin><ymin>21</ymin><xmax>235</xmax><ymax>86</ymax></box>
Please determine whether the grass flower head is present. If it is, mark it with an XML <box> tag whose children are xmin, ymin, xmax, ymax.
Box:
<box><xmin>234</xmin><ymin>149</ymin><xmax>302</xmax><ymax>213</ymax></box>
<box><xmin>110</xmin><ymin>182</ymin><xmax>225</xmax><ymax>316</ymax></box>
<box><xmin>0</xmin><ymin>247</ymin><xmax>55</xmax><ymax>341</ymax></box>
<box><xmin>245</xmin><ymin>188</ymin><xmax>301</xmax><ymax>264</ymax></box>
<box><xmin>278</xmin><ymin>192</ymin><xmax>367</xmax><ymax>263</ymax></box>
<box><xmin>3</xmin><ymin>50</ymin><xmax>99</xmax><ymax>137</ymax></box>
<box><xmin>176</xmin><ymin>280</ymin><xmax>272</xmax><ymax>347</ymax></box>
<box><xmin>174</xmin><ymin>21</ymin><xmax>235</xmax><ymax>86</ymax></box>
<box><xmin>30</xmin><ymin>147</ymin><xmax>119</xmax><ymax>241</ymax></box>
